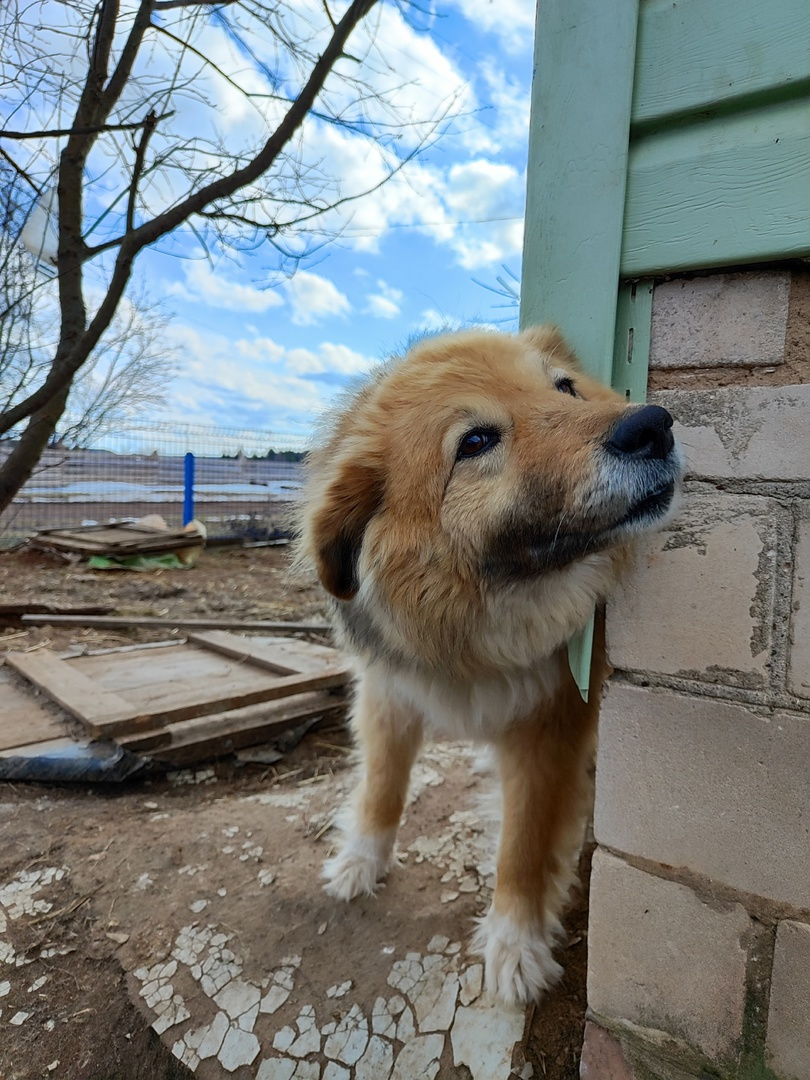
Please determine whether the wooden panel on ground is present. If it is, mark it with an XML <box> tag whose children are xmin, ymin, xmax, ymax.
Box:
<box><xmin>0</xmin><ymin>670</ymin><xmax>68</xmax><ymax>751</ymax></box>
<box><xmin>31</xmin><ymin>522</ymin><xmax>203</xmax><ymax>555</ymax></box>
<box><xmin>118</xmin><ymin>690</ymin><xmax>347</xmax><ymax>765</ymax></box>
<box><xmin>5</xmin><ymin>650</ymin><xmax>136</xmax><ymax>729</ymax></box>
<box><xmin>7</xmin><ymin>632</ymin><xmax>351</xmax><ymax>750</ymax></box>
<box><xmin>187</xmin><ymin>631</ymin><xmax>349</xmax><ymax>677</ymax></box>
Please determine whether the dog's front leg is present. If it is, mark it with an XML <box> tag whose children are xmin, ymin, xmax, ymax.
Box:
<box><xmin>476</xmin><ymin>687</ymin><xmax>598</xmax><ymax>1005</ymax></box>
<box><xmin>324</xmin><ymin>673</ymin><xmax>423</xmax><ymax>901</ymax></box>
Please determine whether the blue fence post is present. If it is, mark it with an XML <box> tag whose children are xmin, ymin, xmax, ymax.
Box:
<box><xmin>183</xmin><ymin>452</ymin><xmax>195</xmax><ymax>526</ymax></box>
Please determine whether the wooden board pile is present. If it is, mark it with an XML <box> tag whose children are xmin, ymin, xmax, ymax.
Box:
<box><xmin>30</xmin><ymin>521</ymin><xmax>205</xmax><ymax>557</ymax></box>
<box><xmin>2</xmin><ymin>632</ymin><xmax>351</xmax><ymax>767</ymax></box>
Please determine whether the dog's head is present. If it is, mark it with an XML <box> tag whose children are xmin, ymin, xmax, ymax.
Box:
<box><xmin>297</xmin><ymin>326</ymin><xmax>683</xmax><ymax>673</ymax></box>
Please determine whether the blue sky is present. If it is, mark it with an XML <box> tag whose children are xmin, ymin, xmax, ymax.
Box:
<box><xmin>8</xmin><ymin>0</ymin><xmax>537</xmax><ymax>443</ymax></box>
<box><xmin>143</xmin><ymin>0</ymin><xmax>536</xmax><ymax>439</ymax></box>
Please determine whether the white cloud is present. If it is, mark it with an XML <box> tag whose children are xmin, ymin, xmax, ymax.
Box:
<box><xmin>163</xmin><ymin>322</ymin><xmax>375</xmax><ymax>430</ymax></box>
<box><xmin>168</xmin><ymin>262</ymin><xmax>284</xmax><ymax>313</ymax></box>
<box><xmin>283</xmin><ymin>271</ymin><xmax>351</xmax><ymax>326</ymax></box>
<box><xmin>444</xmin><ymin>0</ymin><xmax>537</xmax><ymax>54</ymax></box>
<box><xmin>365</xmin><ymin>280</ymin><xmax>404</xmax><ymax>319</ymax></box>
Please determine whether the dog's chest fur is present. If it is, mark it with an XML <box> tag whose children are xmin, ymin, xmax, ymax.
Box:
<box><xmin>362</xmin><ymin>654</ymin><xmax>564</xmax><ymax>741</ymax></box>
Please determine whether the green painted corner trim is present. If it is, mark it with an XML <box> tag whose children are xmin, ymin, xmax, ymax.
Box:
<box><xmin>519</xmin><ymin>0</ymin><xmax>641</xmax><ymax>700</ymax></box>
<box><xmin>520</xmin><ymin>0</ymin><xmax>640</xmax><ymax>382</ymax></box>
<box><xmin>612</xmin><ymin>279</ymin><xmax>654</xmax><ymax>404</ymax></box>
<box><xmin>566</xmin><ymin>281</ymin><xmax>654</xmax><ymax>700</ymax></box>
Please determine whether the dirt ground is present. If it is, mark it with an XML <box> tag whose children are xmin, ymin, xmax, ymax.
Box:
<box><xmin>0</xmin><ymin>544</ymin><xmax>591</xmax><ymax>1080</ymax></box>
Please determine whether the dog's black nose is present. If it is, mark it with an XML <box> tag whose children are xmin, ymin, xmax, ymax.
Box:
<box><xmin>606</xmin><ymin>405</ymin><xmax>674</xmax><ymax>460</ymax></box>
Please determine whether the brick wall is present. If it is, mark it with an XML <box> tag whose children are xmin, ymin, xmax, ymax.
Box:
<box><xmin>584</xmin><ymin>271</ymin><xmax>810</xmax><ymax>1079</ymax></box>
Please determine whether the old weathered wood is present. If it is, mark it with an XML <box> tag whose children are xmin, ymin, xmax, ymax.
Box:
<box><xmin>0</xmin><ymin>603</ymin><xmax>114</xmax><ymax>628</ymax></box>
<box><xmin>31</xmin><ymin>522</ymin><xmax>204</xmax><ymax>555</ymax></box>
<box><xmin>81</xmin><ymin>667</ymin><xmax>349</xmax><ymax>738</ymax></box>
<box><xmin>21</xmin><ymin>614</ymin><xmax>330</xmax><ymax>633</ymax></box>
<box><xmin>7</xmin><ymin>631</ymin><xmax>350</xmax><ymax>762</ymax></box>
<box><xmin>4</xmin><ymin>650</ymin><xmax>135</xmax><ymax>729</ymax></box>
<box><xmin>0</xmin><ymin>674</ymin><xmax>67</xmax><ymax>751</ymax></box>
<box><xmin>187</xmin><ymin>631</ymin><xmax>349</xmax><ymax>677</ymax></box>
<box><xmin>118</xmin><ymin>690</ymin><xmax>346</xmax><ymax>763</ymax></box>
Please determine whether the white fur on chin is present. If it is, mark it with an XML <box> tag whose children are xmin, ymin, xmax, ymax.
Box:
<box><xmin>322</xmin><ymin>828</ymin><xmax>397</xmax><ymax>901</ymax></box>
<box><xmin>472</xmin><ymin>907</ymin><xmax>563</xmax><ymax>1006</ymax></box>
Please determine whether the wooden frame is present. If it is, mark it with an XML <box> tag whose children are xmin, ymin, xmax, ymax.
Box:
<box><xmin>5</xmin><ymin>633</ymin><xmax>351</xmax><ymax>745</ymax></box>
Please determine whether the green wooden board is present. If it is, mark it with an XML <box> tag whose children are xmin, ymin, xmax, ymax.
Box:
<box><xmin>634</xmin><ymin>0</ymin><xmax>810</xmax><ymax>127</ymax></box>
<box><xmin>624</xmin><ymin>97</ymin><xmax>810</xmax><ymax>275</ymax></box>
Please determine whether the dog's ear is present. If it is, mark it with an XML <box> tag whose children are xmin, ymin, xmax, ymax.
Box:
<box><xmin>310</xmin><ymin>458</ymin><xmax>384</xmax><ymax>601</ymax></box>
<box><xmin>520</xmin><ymin>325</ymin><xmax>580</xmax><ymax>369</ymax></box>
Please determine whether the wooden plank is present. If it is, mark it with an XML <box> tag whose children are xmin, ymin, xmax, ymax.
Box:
<box><xmin>71</xmin><ymin>644</ymin><xmax>264</xmax><ymax>695</ymax></box>
<box><xmin>188</xmin><ymin>631</ymin><xmax>349</xmax><ymax>678</ymax></box>
<box><xmin>21</xmin><ymin>615</ymin><xmax>330</xmax><ymax>634</ymax></box>
<box><xmin>5</xmin><ymin>650</ymin><xmax>136</xmax><ymax>728</ymax></box>
<box><xmin>0</xmin><ymin>677</ymin><xmax>67</xmax><ymax>751</ymax></box>
<box><xmin>634</xmin><ymin>0</ymin><xmax>810</xmax><ymax>127</ymax></box>
<box><xmin>623</xmin><ymin>98</ymin><xmax>810</xmax><ymax>276</ymax></box>
<box><xmin>521</xmin><ymin>0</ymin><xmax>639</xmax><ymax>383</ymax></box>
<box><xmin>83</xmin><ymin>667</ymin><xmax>351</xmax><ymax>738</ymax></box>
<box><xmin>117</xmin><ymin>690</ymin><xmax>347</xmax><ymax>763</ymax></box>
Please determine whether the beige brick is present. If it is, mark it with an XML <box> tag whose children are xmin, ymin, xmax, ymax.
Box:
<box><xmin>594</xmin><ymin>684</ymin><xmax>810</xmax><ymax>908</ymax></box>
<box><xmin>650</xmin><ymin>384</ymin><xmax>810</xmax><ymax>481</ymax></box>
<box><xmin>607</xmin><ymin>493</ymin><xmax>779</xmax><ymax>686</ymax></box>
<box><xmin>580</xmin><ymin>1021</ymin><xmax>634</xmax><ymax>1080</ymax></box>
<box><xmin>789</xmin><ymin>513</ymin><xmax>810</xmax><ymax>700</ymax></box>
<box><xmin>588</xmin><ymin>850</ymin><xmax>750</xmax><ymax>1061</ymax></box>
<box><xmin>650</xmin><ymin>273</ymin><xmax>790</xmax><ymax>369</ymax></box>
<box><xmin>767</xmin><ymin>920</ymin><xmax>810</xmax><ymax>1080</ymax></box>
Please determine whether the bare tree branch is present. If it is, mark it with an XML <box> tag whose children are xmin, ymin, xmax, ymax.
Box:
<box><xmin>0</xmin><ymin>0</ymin><xmax>457</xmax><ymax>511</ymax></box>
<box><xmin>0</xmin><ymin>113</ymin><xmax>174</xmax><ymax>140</ymax></box>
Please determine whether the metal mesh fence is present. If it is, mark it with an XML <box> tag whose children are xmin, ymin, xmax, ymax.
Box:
<box><xmin>0</xmin><ymin>421</ymin><xmax>308</xmax><ymax>544</ymax></box>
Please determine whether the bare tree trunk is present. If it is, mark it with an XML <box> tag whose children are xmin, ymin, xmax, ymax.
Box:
<box><xmin>0</xmin><ymin>383</ymin><xmax>70</xmax><ymax>511</ymax></box>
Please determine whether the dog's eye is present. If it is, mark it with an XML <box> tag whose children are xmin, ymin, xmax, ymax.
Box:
<box><xmin>457</xmin><ymin>428</ymin><xmax>500</xmax><ymax>459</ymax></box>
<box><xmin>555</xmin><ymin>377</ymin><xmax>577</xmax><ymax>397</ymax></box>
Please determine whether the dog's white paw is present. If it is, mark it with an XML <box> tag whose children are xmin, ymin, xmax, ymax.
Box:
<box><xmin>322</xmin><ymin>830</ymin><xmax>395</xmax><ymax>901</ymax></box>
<box><xmin>472</xmin><ymin>908</ymin><xmax>563</xmax><ymax>1006</ymax></box>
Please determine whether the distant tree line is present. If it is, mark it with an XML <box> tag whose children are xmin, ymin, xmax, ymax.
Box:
<box><xmin>220</xmin><ymin>449</ymin><xmax>306</xmax><ymax>462</ymax></box>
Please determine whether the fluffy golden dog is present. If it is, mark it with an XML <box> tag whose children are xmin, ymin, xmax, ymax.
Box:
<box><xmin>296</xmin><ymin>326</ymin><xmax>683</xmax><ymax>1005</ymax></box>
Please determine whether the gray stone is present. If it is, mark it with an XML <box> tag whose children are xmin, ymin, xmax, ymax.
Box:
<box><xmin>607</xmin><ymin>492</ymin><xmax>780</xmax><ymax>685</ymax></box>
<box><xmin>650</xmin><ymin>273</ymin><xmax>790</xmax><ymax>369</ymax></box>
<box><xmin>588</xmin><ymin>851</ymin><xmax>750</xmax><ymax>1060</ymax></box>
<box><xmin>766</xmin><ymin>920</ymin><xmax>810</xmax><ymax>1080</ymax></box>
<box><xmin>650</xmin><ymin>383</ymin><xmax>810</xmax><ymax>482</ymax></box>
<box><xmin>595</xmin><ymin>684</ymin><xmax>810</xmax><ymax>909</ymax></box>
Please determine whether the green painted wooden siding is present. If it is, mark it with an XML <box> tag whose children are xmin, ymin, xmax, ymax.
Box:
<box><xmin>633</xmin><ymin>0</ymin><xmax>810</xmax><ymax>126</ymax></box>
<box><xmin>623</xmin><ymin>96</ymin><xmax>810</xmax><ymax>275</ymax></box>
<box><xmin>624</xmin><ymin>0</ymin><xmax>810</xmax><ymax>276</ymax></box>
